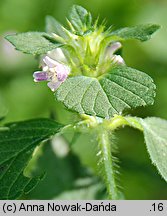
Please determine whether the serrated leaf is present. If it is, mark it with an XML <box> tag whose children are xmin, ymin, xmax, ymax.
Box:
<box><xmin>137</xmin><ymin>117</ymin><xmax>167</xmax><ymax>181</ymax></box>
<box><xmin>111</xmin><ymin>24</ymin><xmax>160</xmax><ymax>41</ymax></box>
<box><xmin>5</xmin><ymin>32</ymin><xmax>61</xmax><ymax>55</ymax></box>
<box><xmin>0</xmin><ymin>118</ymin><xmax>63</xmax><ymax>199</ymax></box>
<box><xmin>69</xmin><ymin>5</ymin><xmax>92</xmax><ymax>34</ymax></box>
<box><xmin>55</xmin><ymin>65</ymin><xmax>155</xmax><ymax>118</ymax></box>
<box><xmin>45</xmin><ymin>16</ymin><xmax>69</xmax><ymax>39</ymax></box>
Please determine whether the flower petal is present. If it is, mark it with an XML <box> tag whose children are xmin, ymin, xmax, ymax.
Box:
<box><xmin>112</xmin><ymin>55</ymin><xmax>125</xmax><ymax>65</ymax></box>
<box><xmin>43</xmin><ymin>56</ymin><xmax>58</xmax><ymax>68</ymax></box>
<box><xmin>47</xmin><ymin>81</ymin><xmax>61</xmax><ymax>91</ymax></box>
<box><xmin>33</xmin><ymin>71</ymin><xmax>48</xmax><ymax>82</ymax></box>
<box><xmin>109</xmin><ymin>42</ymin><xmax>122</xmax><ymax>55</ymax></box>
<box><xmin>104</xmin><ymin>42</ymin><xmax>123</xmax><ymax>61</ymax></box>
<box><xmin>47</xmin><ymin>48</ymin><xmax>67</xmax><ymax>63</ymax></box>
<box><xmin>56</xmin><ymin>64</ymin><xmax>69</xmax><ymax>82</ymax></box>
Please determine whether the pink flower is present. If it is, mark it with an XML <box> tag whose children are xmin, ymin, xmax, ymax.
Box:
<box><xmin>105</xmin><ymin>42</ymin><xmax>125</xmax><ymax>65</ymax></box>
<box><xmin>33</xmin><ymin>51</ymin><xmax>70</xmax><ymax>91</ymax></box>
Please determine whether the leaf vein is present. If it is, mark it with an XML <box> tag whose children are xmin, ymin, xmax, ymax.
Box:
<box><xmin>105</xmin><ymin>77</ymin><xmax>147</xmax><ymax>105</ymax></box>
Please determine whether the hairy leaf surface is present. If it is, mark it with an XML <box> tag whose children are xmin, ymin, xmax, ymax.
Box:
<box><xmin>137</xmin><ymin>117</ymin><xmax>167</xmax><ymax>181</ymax></box>
<box><xmin>69</xmin><ymin>5</ymin><xmax>92</xmax><ymax>34</ymax></box>
<box><xmin>6</xmin><ymin>32</ymin><xmax>61</xmax><ymax>55</ymax></box>
<box><xmin>111</xmin><ymin>24</ymin><xmax>160</xmax><ymax>41</ymax></box>
<box><xmin>56</xmin><ymin>66</ymin><xmax>155</xmax><ymax>118</ymax></box>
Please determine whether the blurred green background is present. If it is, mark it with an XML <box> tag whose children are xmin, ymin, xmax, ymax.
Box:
<box><xmin>0</xmin><ymin>0</ymin><xmax>167</xmax><ymax>200</ymax></box>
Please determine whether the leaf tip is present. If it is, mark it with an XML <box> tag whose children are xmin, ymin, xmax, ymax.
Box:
<box><xmin>5</xmin><ymin>33</ymin><xmax>16</xmax><ymax>42</ymax></box>
<box><xmin>148</xmin><ymin>23</ymin><xmax>161</xmax><ymax>34</ymax></box>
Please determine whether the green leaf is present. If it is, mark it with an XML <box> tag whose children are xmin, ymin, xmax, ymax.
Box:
<box><xmin>5</xmin><ymin>32</ymin><xmax>61</xmax><ymax>55</ymax></box>
<box><xmin>0</xmin><ymin>118</ymin><xmax>63</xmax><ymax>199</ymax></box>
<box><xmin>111</xmin><ymin>24</ymin><xmax>160</xmax><ymax>41</ymax></box>
<box><xmin>136</xmin><ymin>117</ymin><xmax>167</xmax><ymax>182</ymax></box>
<box><xmin>45</xmin><ymin>16</ymin><xmax>69</xmax><ymax>39</ymax></box>
<box><xmin>55</xmin><ymin>66</ymin><xmax>155</xmax><ymax>118</ymax></box>
<box><xmin>69</xmin><ymin>5</ymin><xmax>92</xmax><ymax>34</ymax></box>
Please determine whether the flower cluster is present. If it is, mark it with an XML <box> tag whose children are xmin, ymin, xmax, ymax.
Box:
<box><xmin>33</xmin><ymin>42</ymin><xmax>124</xmax><ymax>91</ymax></box>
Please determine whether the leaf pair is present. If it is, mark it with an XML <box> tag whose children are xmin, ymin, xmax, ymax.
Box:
<box><xmin>5</xmin><ymin>5</ymin><xmax>160</xmax><ymax>55</ymax></box>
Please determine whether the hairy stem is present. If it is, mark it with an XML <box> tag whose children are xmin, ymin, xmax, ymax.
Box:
<box><xmin>98</xmin><ymin>129</ymin><xmax>119</xmax><ymax>199</ymax></box>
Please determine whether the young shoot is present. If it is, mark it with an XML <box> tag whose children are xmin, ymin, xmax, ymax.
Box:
<box><xmin>3</xmin><ymin>5</ymin><xmax>166</xmax><ymax>200</ymax></box>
